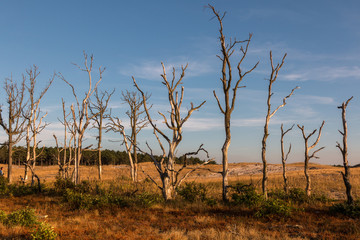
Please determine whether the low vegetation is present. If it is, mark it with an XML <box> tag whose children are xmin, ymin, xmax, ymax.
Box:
<box><xmin>0</xmin><ymin>163</ymin><xmax>360</xmax><ymax>239</ymax></box>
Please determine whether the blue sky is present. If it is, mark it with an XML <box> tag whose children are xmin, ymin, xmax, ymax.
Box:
<box><xmin>0</xmin><ymin>1</ymin><xmax>360</xmax><ymax>165</ymax></box>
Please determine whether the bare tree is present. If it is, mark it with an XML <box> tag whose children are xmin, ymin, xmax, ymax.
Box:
<box><xmin>106</xmin><ymin>116</ymin><xmax>135</xmax><ymax>179</ymax></box>
<box><xmin>53</xmin><ymin>99</ymin><xmax>75</xmax><ymax>179</ymax></box>
<box><xmin>208</xmin><ymin>4</ymin><xmax>259</xmax><ymax>201</ymax></box>
<box><xmin>261</xmin><ymin>51</ymin><xmax>298</xmax><ymax>198</ymax></box>
<box><xmin>59</xmin><ymin>52</ymin><xmax>103</xmax><ymax>184</ymax></box>
<box><xmin>121</xmin><ymin>90</ymin><xmax>150</xmax><ymax>182</ymax></box>
<box><xmin>298</xmin><ymin>121</ymin><xmax>325</xmax><ymax>196</ymax></box>
<box><xmin>281</xmin><ymin>124</ymin><xmax>294</xmax><ymax>193</ymax></box>
<box><xmin>89</xmin><ymin>88</ymin><xmax>114</xmax><ymax>180</ymax></box>
<box><xmin>23</xmin><ymin>66</ymin><xmax>54</xmax><ymax>183</ymax></box>
<box><xmin>0</xmin><ymin>77</ymin><xmax>27</xmax><ymax>182</ymax></box>
<box><xmin>133</xmin><ymin>62</ymin><xmax>206</xmax><ymax>200</ymax></box>
<box><xmin>336</xmin><ymin>97</ymin><xmax>354</xmax><ymax>205</ymax></box>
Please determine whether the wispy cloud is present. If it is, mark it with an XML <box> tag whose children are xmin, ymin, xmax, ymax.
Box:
<box><xmin>119</xmin><ymin>58</ymin><xmax>215</xmax><ymax>81</ymax></box>
<box><xmin>182</xmin><ymin>117</ymin><xmax>291</xmax><ymax>131</ymax></box>
<box><xmin>293</xmin><ymin>95</ymin><xmax>335</xmax><ymax>105</ymax></box>
<box><xmin>283</xmin><ymin>66</ymin><xmax>360</xmax><ymax>82</ymax></box>
<box><xmin>237</xmin><ymin>8</ymin><xmax>307</xmax><ymax>23</ymax></box>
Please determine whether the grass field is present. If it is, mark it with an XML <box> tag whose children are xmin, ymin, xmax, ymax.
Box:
<box><xmin>0</xmin><ymin>162</ymin><xmax>359</xmax><ymax>239</ymax></box>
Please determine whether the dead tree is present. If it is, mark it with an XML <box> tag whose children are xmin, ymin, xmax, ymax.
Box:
<box><xmin>23</xmin><ymin>66</ymin><xmax>54</xmax><ymax>182</ymax></box>
<box><xmin>0</xmin><ymin>77</ymin><xmax>27</xmax><ymax>183</ymax></box>
<box><xmin>59</xmin><ymin>52</ymin><xmax>103</xmax><ymax>184</ymax></box>
<box><xmin>89</xmin><ymin>88</ymin><xmax>114</xmax><ymax>180</ymax></box>
<box><xmin>137</xmin><ymin>138</ymin><xmax>213</xmax><ymax>199</ymax></box>
<box><xmin>298</xmin><ymin>121</ymin><xmax>325</xmax><ymax>196</ymax></box>
<box><xmin>336</xmin><ymin>97</ymin><xmax>354</xmax><ymax>205</ymax></box>
<box><xmin>53</xmin><ymin>99</ymin><xmax>76</xmax><ymax>179</ymax></box>
<box><xmin>121</xmin><ymin>90</ymin><xmax>150</xmax><ymax>182</ymax></box>
<box><xmin>22</xmin><ymin>161</ymin><xmax>41</xmax><ymax>192</ymax></box>
<box><xmin>262</xmin><ymin>51</ymin><xmax>298</xmax><ymax>198</ymax></box>
<box><xmin>281</xmin><ymin>124</ymin><xmax>294</xmax><ymax>193</ymax></box>
<box><xmin>106</xmin><ymin>116</ymin><xmax>135</xmax><ymax>180</ymax></box>
<box><xmin>208</xmin><ymin>4</ymin><xmax>259</xmax><ymax>201</ymax></box>
<box><xmin>133</xmin><ymin>62</ymin><xmax>206</xmax><ymax>200</ymax></box>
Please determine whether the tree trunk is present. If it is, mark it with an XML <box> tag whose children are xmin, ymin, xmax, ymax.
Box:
<box><xmin>133</xmin><ymin>131</ymin><xmax>138</xmax><ymax>182</ymax></box>
<box><xmin>168</xmin><ymin>143</ymin><xmax>176</xmax><ymax>186</ymax></box>
<box><xmin>280</xmin><ymin>131</ymin><xmax>288</xmax><ymax>193</ymax></box>
<box><xmin>338</xmin><ymin>97</ymin><xmax>353</xmax><ymax>205</ymax></box>
<box><xmin>161</xmin><ymin>172</ymin><xmax>174</xmax><ymax>200</ymax></box>
<box><xmin>98</xmin><ymin>120</ymin><xmax>102</xmax><ymax>180</ymax></box>
<box><xmin>8</xmin><ymin>136</ymin><xmax>13</xmax><ymax>183</ymax></box>
<box><xmin>304</xmin><ymin>154</ymin><xmax>311</xmax><ymax>197</ymax></box>
<box><xmin>261</xmin><ymin>117</ymin><xmax>269</xmax><ymax>199</ymax></box>
<box><xmin>342</xmin><ymin>171</ymin><xmax>353</xmax><ymax>204</ymax></box>
<box><xmin>75</xmin><ymin>138</ymin><xmax>81</xmax><ymax>185</ymax></box>
<box><xmin>222</xmin><ymin>114</ymin><xmax>231</xmax><ymax>202</ymax></box>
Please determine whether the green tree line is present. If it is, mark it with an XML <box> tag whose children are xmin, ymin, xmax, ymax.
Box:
<box><xmin>0</xmin><ymin>146</ymin><xmax>212</xmax><ymax>167</ymax></box>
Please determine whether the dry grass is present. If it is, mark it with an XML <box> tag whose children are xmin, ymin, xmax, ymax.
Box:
<box><xmin>1</xmin><ymin>162</ymin><xmax>360</xmax><ymax>239</ymax></box>
<box><xmin>3</xmin><ymin>162</ymin><xmax>360</xmax><ymax>200</ymax></box>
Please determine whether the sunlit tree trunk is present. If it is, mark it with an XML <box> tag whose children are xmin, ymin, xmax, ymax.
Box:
<box><xmin>336</xmin><ymin>97</ymin><xmax>354</xmax><ymax>205</ymax></box>
<box><xmin>298</xmin><ymin>121</ymin><xmax>325</xmax><ymax>197</ymax></box>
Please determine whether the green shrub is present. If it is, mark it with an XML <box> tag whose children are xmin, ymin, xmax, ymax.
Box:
<box><xmin>287</xmin><ymin>188</ymin><xmax>308</xmax><ymax>203</ymax></box>
<box><xmin>12</xmin><ymin>184</ymin><xmax>40</xmax><ymax>196</ymax></box>
<box><xmin>269</xmin><ymin>188</ymin><xmax>328</xmax><ymax>205</ymax></box>
<box><xmin>0</xmin><ymin>176</ymin><xmax>9</xmax><ymax>195</ymax></box>
<box><xmin>205</xmin><ymin>197</ymin><xmax>217</xmax><ymax>207</ymax></box>
<box><xmin>75</xmin><ymin>180</ymin><xmax>93</xmax><ymax>193</ymax></box>
<box><xmin>177</xmin><ymin>182</ymin><xmax>207</xmax><ymax>203</ymax></box>
<box><xmin>255</xmin><ymin>198</ymin><xmax>293</xmax><ymax>218</ymax></box>
<box><xmin>330</xmin><ymin>201</ymin><xmax>360</xmax><ymax>218</ymax></box>
<box><xmin>31</xmin><ymin>221</ymin><xmax>57</xmax><ymax>240</ymax></box>
<box><xmin>54</xmin><ymin>177</ymin><xmax>75</xmax><ymax>192</ymax></box>
<box><xmin>4</xmin><ymin>208</ymin><xmax>38</xmax><ymax>227</ymax></box>
<box><xmin>107</xmin><ymin>194</ymin><xmax>130</xmax><ymax>208</ymax></box>
<box><xmin>0</xmin><ymin>210</ymin><xmax>6</xmax><ymax>222</ymax></box>
<box><xmin>269</xmin><ymin>188</ymin><xmax>308</xmax><ymax>204</ymax></box>
<box><xmin>0</xmin><ymin>176</ymin><xmax>42</xmax><ymax>197</ymax></box>
<box><xmin>62</xmin><ymin>189</ymin><xmax>94</xmax><ymax>210</ymax></box>
<box><xmin>230</xmin><ymin>183</ymin><xmax>263</xmax><ymax>207</ymax></box>
<box><xmin>135</xmin><ymin>192</ymin><xmax>163</xmax><ymax>207</ymax></box>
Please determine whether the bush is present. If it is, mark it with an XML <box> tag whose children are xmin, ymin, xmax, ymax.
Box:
<box><xmin>31</xmin><ymin>221</ymin><xmax>58</xmax><ymax>240</ymax></box>
<box><xmin>287</xmin><ymin>188</ymin><xmax>308</xmax><ymax>203</ymax></box>
<box><xmin>3</xmin><ymin>208</ymin><xmax>38</xmax><ymax>227</ymax></box>
<box><xmin>106</xmin><ymin>194</ymin><xmax>130</xmax><ymax>208</ymax></box>
<box><xmin>0</xmin><ymin>210</ymin><xmax>6</xmax><ymax>222</ymax></box>
<box><xmin>269</xmin><ymin>188</ymin><xmax>328</xmax><ymax>205</ymax></box>
<box><xmin>0</xmin><ymin>176</ymin><xmax>9</xmax><ymax>195</ymax></box>
<box><xmin>177</xmin><ymin>182</ymin><xmax>207</xmax><ymax>203</ymax></box>
<box><xmin>255</xmin><ymin>198</ymin><xmax>293</xmax><ymax>218</ymax></box>
<box><xmin>75</xmin><ymin>180</ymin><xmax>93</xmax><ymax>194</ymax></box>
<box><xmin>0</xmin><ymin>176</ymin><xmax>42</xmax><ymax>197</ymax></box>
<box><xmin>62</xmin><ymin>189</ymin><xmax>94</xmax><ymax>210</ymax></box>
<box><xmin>269</xmin><ymin>188</ymin><xmax>308</xmax><ymax>204</ymax></box>
<box><xmin>330</xmin><ymin>201</ymin><xmax>360</xmax><ymax>218</ymax></box>
<box><xmin>54</xmin><ymin>177</ymin><xmax>75</xmax><ymax>192</ymax></box>
<box><xmin>135</xmin><ymin>192</ymin><xmax>163</xmax><ymax>207</ymax></box>
<box><xmin>230</xmin><ymin>183</ymin><xmax>263</xmax><ymax>207</ymax></box>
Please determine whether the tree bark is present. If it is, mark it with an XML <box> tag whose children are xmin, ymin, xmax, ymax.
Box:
<box><xmin>298</xmin><ymin>121</ymin><xmax>325</xmax><ymax>197</ymax></box>
<box><xmin>337</xmin><ymin>97</ymin><xmax>353</xmax><ymax>204</ymax></box>
<box><xmin>8</xmin><ymin>136</ymin><xmax>13</xmax><ymax>183</ymax></box>
<box><xmin>208</xmin><ymin>4</ymin><xmax>259</xmax><ymax>202</ymax></box>
<box><xmin>281</xmin><ymin>124</ymin><xmax>293</xmax><ymax>193</ymax></box>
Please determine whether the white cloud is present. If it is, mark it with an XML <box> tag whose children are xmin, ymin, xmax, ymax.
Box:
<box><xmin>293</xmin><ymin>95</ymin><xmax>335</xmax><ymax>105</ymax></box>
<box><xmin>283</xmin><ymin>66</ymin><xmax>360</xmax><ymax>82</ymax></box>
<box><xmin>119</xmin><ymin>58</ymin><xmax>215</xmax><ymax>81</ymax></box>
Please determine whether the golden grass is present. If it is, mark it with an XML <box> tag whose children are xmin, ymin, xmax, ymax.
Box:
<box><xmin>2</xmin><ymin>162</ymin><xmax>360</xmax><ymax>200</ymax></box>
<box><xmin>159</xmin><ymin>224</ymin><xmax>307</xmax><ymax>240</ymax></box>
<box><xmin>1</xmin><ymin>162</ymin><xmax>360</xmax><ymax>239</ymax></box>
